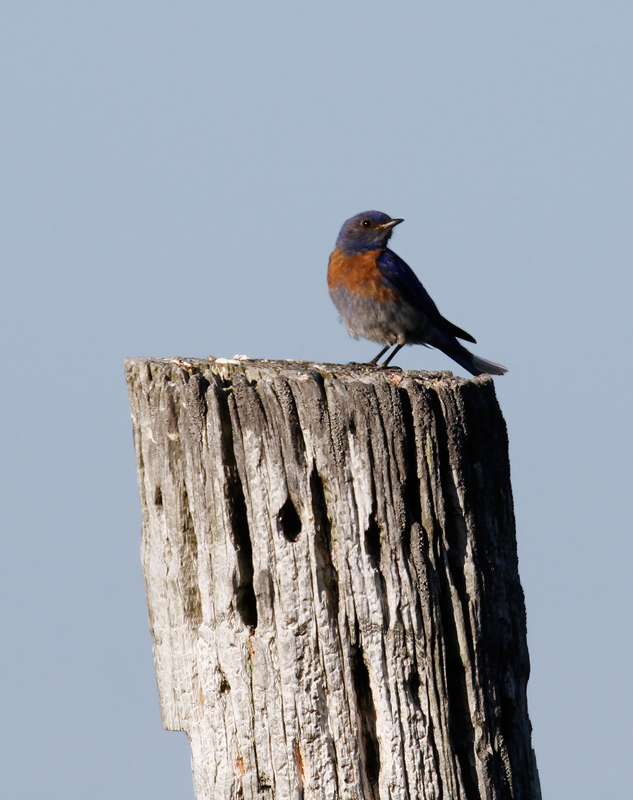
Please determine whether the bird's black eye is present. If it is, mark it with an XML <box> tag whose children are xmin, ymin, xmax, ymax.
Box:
<box><xmin>360</xmin><ymin>219</ymin><xmax>372</xmax><ymax>229</ymax></box>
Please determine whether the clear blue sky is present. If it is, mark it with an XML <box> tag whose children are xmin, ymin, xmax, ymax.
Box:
<box><xmin>1</xmin><ymin>2</ymin><xmax>631</xmax><ymax>798</ymax></box>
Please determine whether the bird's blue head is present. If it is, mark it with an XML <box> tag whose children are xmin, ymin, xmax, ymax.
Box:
<box><xmin>335</xmin><ymin>210</ymin><xmax>404</xmax><ymax>254</ymax></box>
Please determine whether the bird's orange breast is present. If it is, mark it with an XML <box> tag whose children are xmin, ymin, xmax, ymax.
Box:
<box><xmin>327</xmin><ymin>249</ymin><xmax>397</xmax><ymax>304</ymax></box>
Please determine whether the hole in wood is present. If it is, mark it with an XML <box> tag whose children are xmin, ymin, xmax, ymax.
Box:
<box><xmin>352</xmin><ymin>634</ymin><xmax>380</xmax><ymax>793</ymax></box>
<box><xmin>310</xmin><ymin>468</ymin><xmax>339</xmax><ymax>617</ymax></box>
<box><xmin>154</xmin><ymin>485</ymin><xmax>163</xmax><ymax>508</ymax></box>
<box><xmin>405</xmin><ymin>663</ymin><xmax>421</xmax><ymax>710</ymax></box>
<box><xmin>279</xmin><ymin>497</ymin><xmax>302</xmax><ymax>542</ymax></box>
<box><xmin>228</xmin><ymin>473</ymin><xmax>258</xmax><ymax>629</ymax></box>
<box><xmin>399</xmin><ymin>388</ymin><xmax>423</xmax><ymax>529</ymax></box>
<box><xmin>365</xmin><ymin>515</ymin><xmax>381</xmax><ymax>568</ymax></box>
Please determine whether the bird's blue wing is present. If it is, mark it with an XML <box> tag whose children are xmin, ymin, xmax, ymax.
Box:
<box><xmin>376</xmin><ymin>249</ymin><xmax>477</xmax><ymax>343</ymax></box>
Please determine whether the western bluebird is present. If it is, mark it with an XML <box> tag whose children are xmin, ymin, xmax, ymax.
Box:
<box><xmin>327</xmin><ymin>210</ymin><xmax>507</xmax><ymax>376</ymax></box>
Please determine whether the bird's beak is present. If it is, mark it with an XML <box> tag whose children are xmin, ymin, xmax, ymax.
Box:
<box><xmin>377</xmin><ymin>218</ymin><xmax>404</xmax><ymax>230</ymax></box>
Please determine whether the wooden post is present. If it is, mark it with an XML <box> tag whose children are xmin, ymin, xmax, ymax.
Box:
<box><xmin>125</xmin><ymin>357</ymin><xmax>540</xmax><ymax>800</ymax></box>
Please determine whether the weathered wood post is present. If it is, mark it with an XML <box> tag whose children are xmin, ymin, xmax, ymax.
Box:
<box><xmin>125</xmin><ymin>357</ymin><xmax>540</xmax><ymax>800</ymax></box>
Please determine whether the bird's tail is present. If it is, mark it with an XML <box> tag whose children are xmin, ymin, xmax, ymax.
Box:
<box><xmin>425</xmin><ymin>326</ymin><xmax>508</xmax><ymax>376</ymax></box>
<box><xmin>437</xmin><ymin>337</ymin><xmax>508</xmax><ymax>376</ymax></box>
<box><xmin>444</xmin><ymin>345</ymin><xmax>508</xmax><ymax>375</ymax></box>
<box><xmin>469</xmin><ymin>354</ymin><xmax>508</xmax><ymax>376</ymax></box>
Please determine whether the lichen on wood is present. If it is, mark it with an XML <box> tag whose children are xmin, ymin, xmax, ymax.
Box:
<box><xmin>125</xmin><ymin>357</ymin><xmax>540</xmax><ymax>800</ymax></box>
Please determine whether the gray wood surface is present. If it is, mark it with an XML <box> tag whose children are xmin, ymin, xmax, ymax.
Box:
<box><xmin>125</xmin><ymin>357</ymin><xmax>540</xmax><ymax>800</ymax></box>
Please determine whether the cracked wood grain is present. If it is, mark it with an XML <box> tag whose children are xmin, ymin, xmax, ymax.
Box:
<box><xmin>125</xmin><ymin>357</ymin><xmax>540</xmax><ymax>800</ymax></box>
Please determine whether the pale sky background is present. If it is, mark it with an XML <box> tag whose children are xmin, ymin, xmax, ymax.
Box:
<box><xmin>1</xmin><ymin>2</ymin><xmax>632</xmax><ymax>798</ymax></box>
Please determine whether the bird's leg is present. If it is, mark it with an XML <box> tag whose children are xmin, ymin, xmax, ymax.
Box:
<box><xmin>368</xmin><ymin>344</ymin><xmax>391</xmax><ymax>366</ymax></box>
<box><xmin>381</xmin><ymin>343</ymin><xmax>404</xmax><ymax>367</ymax></box>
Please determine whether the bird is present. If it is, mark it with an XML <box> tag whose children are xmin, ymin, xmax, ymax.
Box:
<box><xmin>327</xmin><ymin>210</ymin><xmax>507</xmax><ymax>376</ymax></box>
